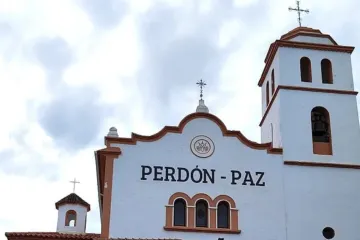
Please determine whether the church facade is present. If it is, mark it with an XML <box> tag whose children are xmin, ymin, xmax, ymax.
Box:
<box><xmin>5</xmin><ymin>26</ymin><xmax>360</xmax><ymax>240</ymax></box>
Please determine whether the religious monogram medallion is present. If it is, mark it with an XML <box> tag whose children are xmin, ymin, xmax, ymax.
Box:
<box><xmin>190</xmin><ymin>135</ymin><xmax>215</xmax><ymax>158</ymax></box>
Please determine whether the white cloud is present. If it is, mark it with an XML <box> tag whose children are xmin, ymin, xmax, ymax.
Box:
<box><xmin>0</xmin><ymin>0</ymin><xmax>359</xmax><ymax>239</ymax></box>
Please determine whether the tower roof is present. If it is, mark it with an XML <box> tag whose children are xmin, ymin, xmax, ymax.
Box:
<box><xmin>258</xmin><ymin>26</ymin><xmax>354</xmax><ymax>87</ymax></box>
<box><xmin>279</xmin><ymin>26</ymin><xmax>338</xmax><ymax>45</ymax></box>
<box><xmin>55</xmin><ymin>193</ymin><xmax>91</xmax><ymax>211</ymax></box>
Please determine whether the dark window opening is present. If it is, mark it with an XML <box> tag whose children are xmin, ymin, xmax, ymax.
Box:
<box><xmin>322</xmin><ymin>227</ymin><xmax>335</xmax><ymax>239</ymax></box>
<box><xmin>217</xmin><ymin>201</ymin><xmax>230</xmax><ymax>229</ymax></box>
<box><xmin>173</xmin><ymin>199</ymin><xmax>186</xmax><ymax>226</ymax></box>
<box><xmin>300</xmin><ymin>57</ymin><xmax>312</xmax><ymax>82</ymax></box>
<box><xmin>266</xmin><ymin>81</ymin><xmax>270</xmax><ymax>106</ymax></box>
<box><xmin>65</xmin><ymin>210</ymin><xmax>76</xmax><ymax>227</ymax></box>
<box><xmin>196</xmin><ymin>200</ymin><xmax>208</xmax><ymax>227</ymax></box>
<box><xmin>321</xmin><ymin>59</ymin><xmax>333</xmax><ymax>84</ymax></box>
<box><xmin>311</xmin><ymin>107</ymin><xmax>331</xmax><ymax>143</ymax></box>
<box><xmin>271</xmin><ymin>69</ymin><xmax>275</xmax><ymax>94</ymax></box>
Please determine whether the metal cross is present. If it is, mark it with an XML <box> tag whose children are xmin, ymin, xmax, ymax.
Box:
<box><xmin>288</xmin><ymin>1</ymin><xmax>309</xmax><ymax>27</ymax></box>
<box><xmin>70</xmin><ymin>178</ymin><xmax>80</xmax><ymax>193</ymax></box>
<box><xmin>196</xmin><ymin>79</ymin><xmax>207</xmax><ymax>100</ymax></box>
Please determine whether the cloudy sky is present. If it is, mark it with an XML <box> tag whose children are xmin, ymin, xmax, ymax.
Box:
<box><xmin>0</xmin><ymin>0</ymin><xmax>359</xmax><ymax>238</ymax></box>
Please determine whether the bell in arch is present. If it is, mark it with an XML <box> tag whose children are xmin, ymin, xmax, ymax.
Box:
<box><xmin>313</xmin><ymin>115</ymin><xmax>327</xmax><ymax>135</ymax></box>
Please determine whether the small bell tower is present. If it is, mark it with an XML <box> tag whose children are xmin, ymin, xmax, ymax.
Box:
<box><xmin>55</xmin><ymin>179</ymin><xmax>91</xmax><ymax>233</ymax></box>
<box><xmin>258</xmin><ymin>26</ymin><xmax>360</xmax><ymax>164</ymax></box>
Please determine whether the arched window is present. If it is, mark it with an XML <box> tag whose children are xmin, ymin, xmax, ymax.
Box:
<box><xmin>271</xmin><ymin>69</ymin><xmax>275</xmax><ymax>94</ymax></box>
<box><xmin>196</xmin><ymin>200</ymin><xmax>208</xmax><ymax>227</ymax></box>
<box><xmin>266</xmin><ymin>81</ymin><xmax>270</xmax><ymax>106</ymax></box>
<box><xmin>173</xmin><ymin>198</ymin><xmax>186</xmax><ymax>226</ymax></box>
<box><xmin>300</xmin><ymin>57</ymin><xmax>312</xmax><ymax>82</ymax></box>
<box><xmin>311</xmin><ymin>107</ymin><xmax>332</xmax><ymax>155</ymax></box>
<box><xmin>321</xmin><ymin>59</ymin><xmax>333</xmax><ymax>84</ymax></box>
<box><xmin>217</xmin><ymin>201</ymin><xmax>230</xmax><ymax>229</ymax></box>
<box><xmin>65</xmin><ymin>210</ymin><xmax>76</xmax><ymax>227</ymax></box>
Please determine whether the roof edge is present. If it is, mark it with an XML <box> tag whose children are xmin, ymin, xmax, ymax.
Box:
<box><xmin>258</xmin><ymin>40</ymin><xmax>355</xmax><ymax>87</ymax></box>
<box><xmin>104</xmin><ymin>112</ymin><xmax>282</xmax><ymax>154</ymax></box>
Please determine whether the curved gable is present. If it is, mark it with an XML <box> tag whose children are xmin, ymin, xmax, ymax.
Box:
<box><xmin>105</xmin><ymin>112</ymin><xmax>282</xmax><ymax>154</ymax></box>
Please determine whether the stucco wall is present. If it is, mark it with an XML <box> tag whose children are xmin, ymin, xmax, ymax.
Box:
<box><xmin>261</xmin><ymin>97</ymin><xmax>282</xmax><ymax>148</ymax></box>
<box><xmin>262</xmin><ymin>51</ymin><xmax>280</xmax><ymax>114</ymax></box>
<box><xmin>278</xmin><ymin>47</ymin><xmax>354</xmax><ymax>90</ymax></box>
<box><xmin>106</xmin><ymin>114</ymin><xmax>360</xmax><ymax>240</ymax></box>
<box><xmin>284</xmin><ymin>165</ymin><xmax>360</xmax><ymax>240</ymax></box>
<box><xmin>280</xmin><ymin>90</ymin><xmax>360</xmax><ymax>164</ymax></box>
<box><xmin>289</xmin><ymin>35</ymin><xmax>335</xmax><ymax>45</ymax></box>
<box><xmin>109</xmin><ymin>117</ymin><xmax>286</xmax><ymax>240</ymax></box>
<box><xmin>56</xmin><ymin>204</ymin><xmax>87</xmax><ymax>233</ymax></box>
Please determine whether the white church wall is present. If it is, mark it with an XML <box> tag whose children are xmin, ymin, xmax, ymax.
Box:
<box><xmin>262</xmin><ymin>51</ymin><xmax>280</xmax><ymax>114</ymax></box>
<box><xmin>278</xmin><ymin>47</ymin><xmax>354</xmax><ymax>90</ymax></box>
<box><xmin>56</xmin><ymin>204</ymin><xmax>87</xmax><ymax>233</ymax></box>
<box><xmin>284</xmin><ymin>165</ymin><xmax>360</xmax><ymax>240</ymax></box>
<box><xmin>280</xmin><ymin>90</ymin><xmax>360</xmax><ymax>164</ymax></box>
<box><xmin>261</xmin><ymin>97</ymin><xmax>282</xmax><ymax>148</ymax></box>
<box><xmin>288</xmin><ymin>35</ymin><xmax>335</xmax><ymax>45</ymax></box>
<box><xmin>109</xmin><ymin>117</ymin><xmax>286</xmax><ymax>240</ymax></box>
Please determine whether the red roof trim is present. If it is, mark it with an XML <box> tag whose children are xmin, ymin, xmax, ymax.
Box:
<box><xmin>5</xmin><ymin>232</ymin><xmax>99</xmax><ymax>240</ymax></box>
<box><xmin>104</xmin><ymin>112</ymin><xmax>282</xmax><ymax>153</ymax></box>
<box><xmin>55</xmin><ymin>193</ymin><xmax>91</xmax><ymax>212</ymax></box>
<box><xmin>5</xmin><ymin>232</ymin><xmax>181</xmax><ymax>240</ymax></box>
<box><xmin>258</xmin><ymin>40</ymin><xmax>354</xmax><ymax>87</ymax></box>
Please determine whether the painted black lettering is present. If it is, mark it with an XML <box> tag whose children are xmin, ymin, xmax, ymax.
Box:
<box><xmin>231</xmin><ymin>170</ymin><xmax>241</xmax><ymax>185</ymax></box>
<box><xmin>164</xmin><ymin>167</ymin><xmax>176</xmax><ymax>182</ymax></box>
<box><xmin>153</xmin><ymin>166</ymin><xmax>163</xmax><ymax>181</ymax></box>
<box><xmin>141</xmin><ymin>165</ymin><xmax>152</xmax><ymax>180</ymax></box>
<box><xmin>255</xmin><ymin>172</ymin><xmax>265</xmax><ymax>186</ymax></box>
<box><xmin>203</xmin><ymin>169</ymin><xmax>215</xmax><ymax>183</ymax></box>
<box><xmin>190</xmin><ymin>166</ymin><xmax>203</xmax><ymax>183</ymax></box>
<box><xmin>242</xmin><ymin>171</ymin><xmax>255</xmax><ymax>186</ymax></box>
<box><xmin>177</xmin><ymin>167</ymin><xmax>189</xmax><ymax>182</ymax></box>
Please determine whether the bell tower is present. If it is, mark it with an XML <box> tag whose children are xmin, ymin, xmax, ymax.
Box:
<box><xmin>258</xmin><ymin>26</ymin><xmax>360</xmax><ymax>164</ymax></box>
<box><xmin>55</xmin><ymin>192</ymin><xmax>91</xmax><ymax>233</ymax></box>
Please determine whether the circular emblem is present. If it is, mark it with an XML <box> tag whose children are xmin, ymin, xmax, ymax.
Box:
<box><xmin>190</xmin><ymin>135</ymin><xmax>215</xmax><ymax>158</ymax></box>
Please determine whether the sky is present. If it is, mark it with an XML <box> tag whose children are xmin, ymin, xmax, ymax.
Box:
<box><xmin>0</xmin><ymin>0</ymin><xmax>359</xmax><ymax>238</ymax></box>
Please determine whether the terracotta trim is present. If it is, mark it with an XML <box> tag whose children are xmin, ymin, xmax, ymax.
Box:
<box><xmin>259</xmin><ymin>85</ymin><xmax>358</xmax><ymax>127</ymax></box>
<box><xmin>230</xmin><ymin>209</ymin><xmax>239</xmax><ymax>231</ymax></box>
<box><xmin>168</xmin><ymin>192</ymin><xmax>192</xmax><ymax>205</ymax></box>
<box><xmin>105</xmin><ymin>112</ymin><xmax>282</xmax><ymax>154</ymax></box>
<box><xmin>213</xmin><ymin>195</ymin><xmax>236</xmax><ymax>208</ymax></box>
<box><xmin>281</xmin><ymin>32</ymin><xmax>338</xmax><ymax>45</ymax></box>
<box><xmin>192</xmin><ymin>193</ymin><xmax>215</xmax><ymax>207</ymax></box>
<box><xmin>188</xmin><ymin>206</ymin><xmax>195</xmax><ymax>228</ymax></box>
<box><xmin>259</xmin><ymin>40</ymin><xmax>354</xmax><ymax>87</ymax></box>
<box><xmin>165</xmin><ymin>193</ymin><xmax>239</xmax><ymax>234</ymax></box>
<box><xmin>5</xmin><ymin>232</ymin><xmax>100</xmax><ymax>240</ymax></box>
<box><xmin>284</xmin><ymin>161</ymin><xmax>360</xmax><ymax>169</ymax></box>
<box><xmin>95</xmin><ymin>147</ymin><xmax>121</xmax><ymax>239</ymax></box>
<box><xmin>280</xmin><ymin>27</ymin><xmax>322</xmax><ymax>40</ymax></box>
<box><xmin>163</xmin><ymin>226</ymin><xmax>241</xmax><ymax>234</ymax></box>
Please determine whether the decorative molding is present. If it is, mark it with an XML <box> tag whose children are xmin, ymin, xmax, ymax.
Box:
<box><xmin>105</xmin><ymin>112</ymin><xmax>282</xmax><ymax>154</ymax></box>
<box><xmin>163</xmin><ymin>226</ymin><xmax>241</xmax><ymax>234</ymax></box>
<box><xmin>165</xmin><ymin>192</ymin><xmax>239</xmax><ymax>234</ymax></box>
<box><xmin>284</xmin><ymin>160</ymin><xmax>360</xmax><ymax>169</ymax></box>
<box><xmin>259</xmin><ymin>40</ymin><xmax>354</xmax><ymax>87</ymax></box>
<box><xmin>190</xmin><ymin>135</ymin><xmax>215</xmax><ymax>158</ymax></box>
<box><xmin>259</xmin><ymin>85</ymin><xmax>358</xmax><ymax>126</ymax></box>
<box><xmin>94</xmin><ymin>147</ymin><xmax>121</xmax><ymax>239</ymax></box>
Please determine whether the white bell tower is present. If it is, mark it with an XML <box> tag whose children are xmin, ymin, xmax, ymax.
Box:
<box><xmin>55</xmin><ymin>192</ymin><xmax>90</xmax><ymax>233</ymax></box>
<box><xmin>259</xmin><ymin>26</ymin><xmax>360</xmax><ymax>164</ymax></box>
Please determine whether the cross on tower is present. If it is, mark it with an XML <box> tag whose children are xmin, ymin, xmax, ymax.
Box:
<box><xmin>288</xmin><ymin>1</ymin><xmax>309</xmax><ymax>27</ymax></box>
<box><xmin>70</xmin><ymin>178</ymin><xmax>80</xmax><ymax>193</ymax></box>
<box><xmin>196</xmin><ymin>79</ymin><xmax>207</xmax><ymax>100</ymax></box>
